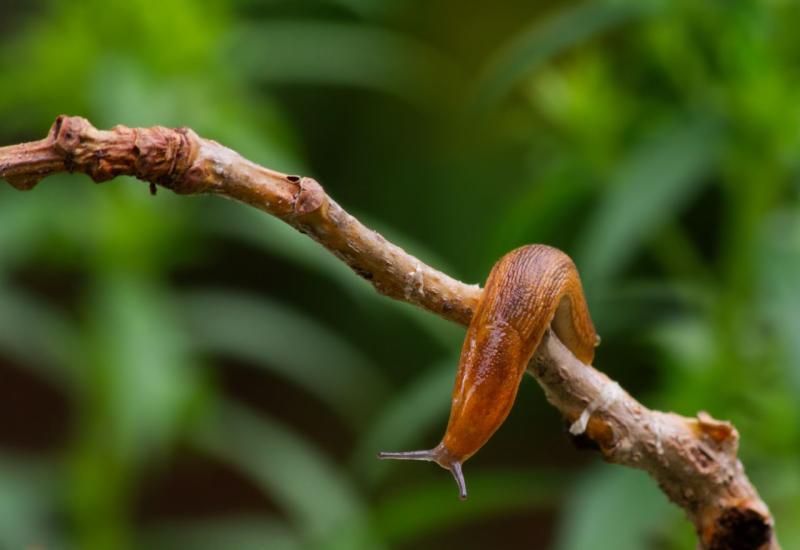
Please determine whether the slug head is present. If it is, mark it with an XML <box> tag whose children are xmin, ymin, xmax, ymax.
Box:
<box><xmin>378</xmin><ymin>445</ymin><xmax>467</xmax><ymax>500</ymax></box>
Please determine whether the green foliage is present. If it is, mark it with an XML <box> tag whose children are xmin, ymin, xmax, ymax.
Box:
<box><xmin>196</xmin><ymin>401</ymin><xmax>374</xmax><ymax>548</ymax></box>
<box><xmin>553</xmin><ymin>467</ymin><xmax>692</xmax><ymax>550</ymax></box>
<box><xmin>1</xmin><ymin>0</ymin><xmax>799</xmax><ymax>548</ymax></box>
<box><xmin>181</xmin><ymin>289</ymin><xmax>389</xmax><ymax>427</ymax></box>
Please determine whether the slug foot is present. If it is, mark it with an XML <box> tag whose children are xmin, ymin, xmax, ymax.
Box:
<box><xmin>378</xmin><ymin>445</ymin><xmax>467</xmax><ymax>500</ymax></box>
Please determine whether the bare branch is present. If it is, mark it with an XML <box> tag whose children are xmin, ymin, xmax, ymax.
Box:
<box><xmin>0</xmin><ymin>116</ymin><xmax>779</xmax><ymax>549</ymax></box>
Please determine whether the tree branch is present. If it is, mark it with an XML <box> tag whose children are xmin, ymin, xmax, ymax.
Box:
<box><xmin>0</xmin><ymin>116</ymin><xmax>779</xmax><ymax>549</ymax></box>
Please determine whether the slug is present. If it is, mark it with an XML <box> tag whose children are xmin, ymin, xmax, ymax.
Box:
<box><xmin>379</xmin><ymin>244</ymin><xmax>598</xmax><ymax>499</ymax></box>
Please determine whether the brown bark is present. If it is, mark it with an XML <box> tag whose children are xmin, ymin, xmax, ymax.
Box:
<box><xmin>0</xmin><ymin>116</ymin><xmax>779</xmax><ymax>549</ymax></box>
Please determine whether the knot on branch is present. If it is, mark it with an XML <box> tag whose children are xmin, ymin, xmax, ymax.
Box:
<box><xmin>708</xmin><ymin>506</ymin><xmax>773</xmax><ymax>550</ymax></box>
<box><xmin>293</xmin><ymin>176</ymin><xmax>325</xmax><ymax>215</ymax></box>
<box><xmin>50</xmin><ymin>115</ymin><xmax>199</xmax><ymax>191</ymax></box>
<box><xmin>695</xmin><ymin>411</ymin><xmax>737</xmax><ymax>447</ymax></box>
<box><xmin>1</xmin><ymin>115</ymin><xmax>202</xmax><ymax>193</ymax></box>
<box><xmin>51</xmin><ymin>115</ymin><xmax>89</xmax><ymax>155</ymax></box>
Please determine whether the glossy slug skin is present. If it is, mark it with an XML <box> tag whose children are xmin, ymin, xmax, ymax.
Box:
<box><xmin>379</xmin><ymin>245</ymin><xmax>598</xmax><ymax>499</ymax></box>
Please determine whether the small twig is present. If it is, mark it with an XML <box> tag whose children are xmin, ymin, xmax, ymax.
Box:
<box><xmin>0</xmin><ymin>116</ymin><xmax>779</xmax><ymax>549</ymax></box>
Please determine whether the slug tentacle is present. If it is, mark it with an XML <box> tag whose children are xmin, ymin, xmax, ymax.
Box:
<box><xmin>449</xmin><ymin>462</ymin><xmax>467</xmax><ymax>500</ymax></box>
<box><xmin>378</xmin><ymin>444</ymin><xmax>468</xmax><ymax>499</ymax></box>
<box><xmin>377</xmin><ymin>449</ymin><xmax>437</xmax><ymax>461</ymax></box>
<box><xmin>378</xmin><ymin>245</ymin><xmax>597</xmax><ymax>500</ymax></box>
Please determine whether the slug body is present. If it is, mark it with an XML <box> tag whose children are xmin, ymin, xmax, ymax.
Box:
<box><xmin>379</xmin><ymin>245</ymin><xmax>598</xmax><ymax>499</ymax></box>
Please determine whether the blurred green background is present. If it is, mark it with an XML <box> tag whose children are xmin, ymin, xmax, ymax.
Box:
<box><xmin>1</xmin><ymin>0</ymin><xmax>799</xmax><ymax>548</ymax></box>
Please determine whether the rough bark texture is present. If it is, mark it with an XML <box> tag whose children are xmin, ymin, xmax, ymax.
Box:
<box><xmin>0</xmin><ymin>116</ymin><xmax>779</xmax><ymax>549</ymax></box>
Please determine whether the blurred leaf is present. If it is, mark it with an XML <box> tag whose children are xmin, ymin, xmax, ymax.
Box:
<box><xmin>180</xmin><ymin>289</ymin><xmax>389</xmax><ymax>428</ymax></box>
<box><xmin>0</xmin><ymin>189</ymin><xmax>47</xmax><ymax>269</ymax></box>
<box><xmin>64</xmin><ymin>171</ymin><xmax>203</xmax><ymax>549</ymax></box>
<box><xmin>227</xmin><ymin>0</ymin><xmax>408</xmax><ymax>20</ymax></box>
<box><xmin>204</xmin><ymin>201</ymin><xmax>462</xmax><ymax>349</ymax></box>
<box><xmin>553</xmin><ymin>466</ymin><xmax>688</xmax><ymax>550</ymax></box>
<box><xmin>758</xmin><ymin>207</ymin><xmax>800</xmax><ymax>395</ymax></box>
<box><xmin>577</xmin><ymin>117</ymin><xmax>719</xmax><ymax>296</ymax></box>
<box><xmin>648</xmin><ymin>314</ymin><xmax>715</xmax><ymax>373</ymax></box>
<box><xmin>204</xmin><ymin>201</ymin><xmax>375</xmax><ymax>303</ymax></box>
<box><xmin>0</xmin><ymin>182</ymin><xmax>95</xmax><ymax>270</ymax></box>
<box><xmin>85</xmin><ymin>275</ymin><xmax>199</xmax><ymax>460</ymax></box>
<box><xmin>474</xmin><ymin>1</ymin><xmax>650</xmax><ymax>110</ymax></box>
<box><xmin>372</xmin><ymin>470</ymin><xmax>566</xmax><ymax>545</ymax></box>
<box><xmin>486</xmin><ymin>159</ymin><xmax>593</xmax><ymax>258</ymax></box>
<box><xmin>88</xmin><ymin>56</ymin><xmax>302</xmax><ymax>173</ymax></box>
<box><xmin>353</xmin><ymin>358</ymin><xmax>455</xmax><ymax>484</ymax></box>
<box><xmin>196</xmin><ymin>401</ymin><xmax>376</xmax><ymax>548</ymax></box>
<box><xmin>230</xmin><ymin>21</ymin><xmax>462</xmax><ymax>107</ymax></box>
<box><xmin>757</xmin><ymin>459</ymin><xmax>800</xmax><ymax>549</ymax></box>
<box><xmin>321</xmin><ymin>0</ymin><xmax>412</xmax><ymax>19</ymax></box>
<box><xmin>0</xmin><ymin>457</ymin><xmax>60</xmax><ymax>549</ymax></box>
<box><xmin>142</xmin><ymin>517</ymin><xmax>302</xmax><ymax>550</ymax></box>
<box><xmin>68</xmin><ymin>275</ymin><xmax>202</xmax><ymax>549</ymax></box>
<box><xmin>593</xmin><ymin>279</ymin><xmax>712</xmax><ymax>338</ymax></box>
<box><xmin>0</xmin><ymin>283</ymin><xmax>74</xmax><ymax>386</ymax></box>
<box><xmin>0</xmin><ymin>0</ymin><xmax>226</xmax><ymax>122</ymax></box>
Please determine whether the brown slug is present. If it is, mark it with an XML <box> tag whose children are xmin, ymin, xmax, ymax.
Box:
<box><xmin>379</xmin><ymin>244</ymin><xmax>598</xmax><ymax>499</ymax></box>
